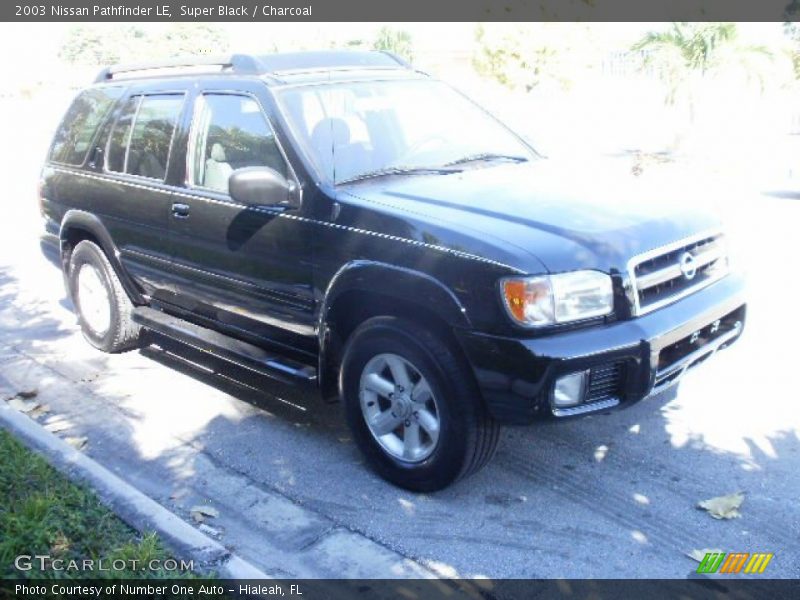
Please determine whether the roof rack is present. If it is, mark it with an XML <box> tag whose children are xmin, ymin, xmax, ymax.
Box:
<box><xmin>94</xmin><ymin>51</ymin><xmax>413</xmax><ymax>84</ymax></box>
<box><xmin>94</xmin><ymin>54</ymin><xmax>264</xmax><ymax>83</ymax></box>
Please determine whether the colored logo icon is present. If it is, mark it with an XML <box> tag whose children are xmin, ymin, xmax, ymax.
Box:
<box><xmin>697</xmin><ymin>552</ymin><xmax>773</xmax><ymax>574</ymax></box>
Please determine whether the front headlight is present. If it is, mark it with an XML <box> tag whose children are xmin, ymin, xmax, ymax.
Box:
<box><xmin>501</xmin><ymin>271</ymin><xmax>614</xmax><ymax>327</ymax></box>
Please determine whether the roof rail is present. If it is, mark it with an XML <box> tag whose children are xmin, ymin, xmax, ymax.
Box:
<box><xmin>93</xmin><ymin>51</ymin><xmax>417</xmax><ymax>84</ymax></box>
<box><xmin>94</xmin><ymin>54</ymin><xmax>266</xmax><ymax>83</ymax></box>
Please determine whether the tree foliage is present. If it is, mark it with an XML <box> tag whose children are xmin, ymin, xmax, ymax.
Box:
<box><xmin>633</xmin><ymin>22</ymin><xmax>739</xmax><ymax>74</ymax></box>
<box><xmin>59</xmin><ymin>24</ymin><xmax>230</xmax><ymax>66</ymax></box>
<box><xmin>785</xmin><ymin>22</ymin><xmax>800</xmax><ymax>79</ymax></box>
<box><xmin>632</xmin><ymin>23</ymin><xmax>775</xmax><ymax>105</ymax></box>
<box><xmin>371</xmin><ymin>27</ymin><xmax>414</xmax><ymax>62</ymax></box>
<box><xmin>472</xmin><ymin>24</ymin><xmax>590</xmax><ymax>92</ymax></box>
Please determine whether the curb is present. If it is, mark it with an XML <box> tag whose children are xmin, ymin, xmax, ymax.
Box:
<box><xmin>0</xmin><ymin>348</ymin><xmax>439</xmax><ymax>579</ymax></box>
<box><xmin>0</xmin><ymin>401</ymin><xmax>270</xmax><ymax>580</ymax></box>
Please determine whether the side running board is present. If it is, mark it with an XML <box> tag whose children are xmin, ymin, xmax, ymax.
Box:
<box><xmin>133</xmin><ymin>307</ymin><xmax>317</xmax><ymax>385</ymax></box>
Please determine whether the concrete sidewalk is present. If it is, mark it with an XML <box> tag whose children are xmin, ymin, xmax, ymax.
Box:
<box><xmin>0</xmin><ymin>344</ymin><xmax>434</xmax><ymax>579</ymax></box>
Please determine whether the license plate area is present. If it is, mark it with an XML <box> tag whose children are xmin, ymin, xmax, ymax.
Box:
<box><xmin>653</xmin><ymin>306</ymin><xmax>744</xmax><ymax>391</ymax></box>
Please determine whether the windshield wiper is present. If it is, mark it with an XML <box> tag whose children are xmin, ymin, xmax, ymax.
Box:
<box><xmin>443</xmin><ymin>153</ymin><xmax>529</xmax><ymax>167</ymax></box>
<box><xmin>337</xmin><ymin>165</ymin><xmax>460</xmax><ymax>185</ymax></box>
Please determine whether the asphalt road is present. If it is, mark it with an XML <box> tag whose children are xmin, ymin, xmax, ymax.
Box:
<box><xmin>1</xmin><ymin>101</ymin><xmax>798</xmax><ymax>578</ymax></box>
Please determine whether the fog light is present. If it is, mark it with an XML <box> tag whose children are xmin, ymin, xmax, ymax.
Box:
<box><xmin>553</xmin><ymin>370</ymin><xmax>589</xmax><ymax>408</ymax></box>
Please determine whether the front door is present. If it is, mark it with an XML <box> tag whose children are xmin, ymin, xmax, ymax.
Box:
<box><xmin>167</xmin><ymin>90</ymin><xmax>316</xmax><ymax>350</ymax></box>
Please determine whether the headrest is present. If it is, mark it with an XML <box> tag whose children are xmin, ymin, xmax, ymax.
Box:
<box><xmin>210</xmin><ymin>143</ymin><xmax>227</xmax><ymax>162</ymax></box>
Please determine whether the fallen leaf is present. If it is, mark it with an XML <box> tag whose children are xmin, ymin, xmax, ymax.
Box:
<box><xmin>8</xmin><ymin>398</ymin><xmax>40</xmax><ymax>413</ymax></box>
<box><xmin>45</xmin><ymin>420</ymin><xmax>72</xmax><ymax>433</ymax></box>
<box><xmin>698</xmin><ymin>491</ymin><xmax>745</xmax><ymax>520</ymax></box>
<box><xmin>30</xmin><ymin>404</ymin><xmax>51</xmax><ymax>418</ymax></box>
<box><xmin>192</xmin><ymin>505</ymin><xmax>219</xmax><ymax>517</ymax></box>
<box><xmin>190</xmin><ymin>505</ymin><xmax>219</xmax><ymax>522</ymax></box>
<box><xmin>65</xmin><ymin>436</ymin><xmax>88</xmax><ymax>451</ymax></box>
<box><xmin>594</xmin><ymin>444</ymin><xmax>609</xmax><ymax>462</ymax></box>
<box><xmin>50</xmin><ymin>533</ymin><xmax>71</xmax><ymax>554</ymax></box>
<box><xmin>198</xmin><ymin>523</ymin><xmax>221</xmax><ymax>538</ymax></box>
<box><xmin>687</xmin><ymin>548</ymin><xmax>725</xmax><ymax>562</ymax></box>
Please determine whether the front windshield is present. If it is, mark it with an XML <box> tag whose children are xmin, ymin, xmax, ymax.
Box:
<box><xmin>277</xmin><ymin>78</ymin><xmax>536</xmax><ymax>183</ymax></box>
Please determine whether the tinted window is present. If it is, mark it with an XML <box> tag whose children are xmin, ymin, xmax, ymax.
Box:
<box><xmin>50</xmin><ymin>87</ymin><xmax>123</xmax><ymax>165</ymax></box>
<box><xmin>126</xmin><ymin>95</ymin><xmax>184</xmax><ymax>180</ymax></box>
<box><xmin>106</xmin><ymin>97</ymin><xmax>138</xmax><ymax>173</ymax></box>
<box><xmin>278</xmin><ymin>79</ymin><xmax>534</xmax><ymax>183</ymax></box>
<box><xmin>191</xmin><ymin>94</ymin><xmax>287</xmax><ymax>193</ymax></box>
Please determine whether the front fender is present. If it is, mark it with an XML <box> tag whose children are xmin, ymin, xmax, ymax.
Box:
<box><xmin>320</xmin><ymin>260</ymin><xmax>472</xmax><ymax>331</ymax></box>
<box><xmin>316</xmin><ymin>260</ymin><xmax>471</xmax><ymax>398</ymax></box>
<box><xmin>60</xmin><ymin>209</ymin><xmax>145</xmax><ymax>304</ymax></box>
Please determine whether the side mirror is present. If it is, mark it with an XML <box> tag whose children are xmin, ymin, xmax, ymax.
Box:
<box><xmin>229</xmin><ymin>167</ymin><xmax>298</xmax><ymax>209</ymax></box>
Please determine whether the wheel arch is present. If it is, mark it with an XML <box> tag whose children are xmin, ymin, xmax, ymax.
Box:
<box><xmin>318</xmin><ymin>261</ymin><xmax>473</xmax><ymax>399</ymax></box>
<box><xmin>59</xmin><ymin>210</ymin><xmax>145</xmax><ymax>305</ymax></box>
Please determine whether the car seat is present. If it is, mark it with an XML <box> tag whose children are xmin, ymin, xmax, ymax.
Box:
<box><xmin>204</xmin><ymin>143</ymin><xmax>234</xmax><ymax>192</ymax></box>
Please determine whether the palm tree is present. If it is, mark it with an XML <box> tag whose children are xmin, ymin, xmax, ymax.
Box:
<box><xmin>633</xmin><ymin>23</ymin><xmax>773</xmax><ymax>107</ymax></box>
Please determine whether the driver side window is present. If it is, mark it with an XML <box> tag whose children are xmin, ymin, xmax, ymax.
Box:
<box><xmin>190</xmin><ymin>94</ymin><xmax>287</xmax><ymax>194</ymax></box>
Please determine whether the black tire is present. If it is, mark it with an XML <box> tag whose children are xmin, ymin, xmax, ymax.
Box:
<box><xmin>67</xmin><ymin>240</ymin><xmax>141</xmax><ymax>353</ymax></box>
<box><xmin>340</xmin><ymin>316</ymin><xmax>500</xmax><ymax>492</ymax></box>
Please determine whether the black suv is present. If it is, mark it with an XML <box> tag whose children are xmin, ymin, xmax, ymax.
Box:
<box><xmin>40</xmin><ymin>51</ymin><xmax>746</xmax><ymax>491</ymax></box>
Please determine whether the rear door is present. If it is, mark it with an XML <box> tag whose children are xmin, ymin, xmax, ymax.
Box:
<box><xmin>167</xmin><ymin>85</ymin><xmax>316</xmax><ymax>349</ymax></box>
<box><xmin>92</xmin><ymin>89</ymin><xmax>188</xmax><ymax>299</ymax></box>
<box><xmin>43</xmin><ymin>86</ymin><xmax>124</xmax><ymax>244</ymax></box>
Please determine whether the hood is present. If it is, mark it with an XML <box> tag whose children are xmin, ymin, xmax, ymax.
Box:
<box><xmin>342</xmin><ymin>159</ymin><xmax>720</xmax><ymax>274</ymax></box>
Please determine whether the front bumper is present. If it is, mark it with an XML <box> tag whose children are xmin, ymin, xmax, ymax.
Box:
<box><xmin>456</xmin><ymin>273</ymin><xmax>746</xmax><ymax>424</ymax></box>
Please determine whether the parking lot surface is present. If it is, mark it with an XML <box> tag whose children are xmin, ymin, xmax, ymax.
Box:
<box><xmin>1</xmin><ymin>113</ymin><xmax>798</xmax><ymax>578</ymax></box>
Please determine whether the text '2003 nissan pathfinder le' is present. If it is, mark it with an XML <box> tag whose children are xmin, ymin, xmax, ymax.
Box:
<box><xmin>40</xmin><ymin>51</ymin><xmax>746</xmax><ymax>491</ymax></box>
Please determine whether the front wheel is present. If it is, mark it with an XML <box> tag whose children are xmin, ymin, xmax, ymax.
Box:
<box><xmin>341</xmin><ymin>317</ymin><xmax>500</xmax><ymax>492</ymax></box>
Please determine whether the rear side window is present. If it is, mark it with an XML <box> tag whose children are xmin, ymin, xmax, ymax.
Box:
<box><xmin>106</xmin><ymin>97</ymin><xmax>138</xmax><ymax>173</ymax></box>
<box><xmin>49</xmin><ymin>87</ymin><xmax>123</xmax><ymax>165</ymax></box>
<box><xmin>190</xmin><ymin>94</ymin><xmax>287</xmax><ymax>193</ymax></box>
<box><xmin>106</xmin><ymin>93</ymin><xmax>184</xmax><ymax>181</ymax></box>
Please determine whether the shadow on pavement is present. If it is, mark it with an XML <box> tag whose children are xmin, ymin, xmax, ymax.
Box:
<box><xmin>0</xmin><ymin>224</ymin><xmax>794</xmax><ymax>579</ymax></box>
<box><xmin>0</xmin><ymin>266</ymin><xmax>73</xmax><ymax>345</ymax></box>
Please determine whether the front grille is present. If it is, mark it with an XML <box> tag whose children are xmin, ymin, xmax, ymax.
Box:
<box><xmin>630</xmin><ymin>232</ymin><xmax>727</xmax><ymax>316</ymax></box>
<box><xmin>587</xmin><ymin>361</ymin><xmax>625</xmax><ymax>403</ymax></box>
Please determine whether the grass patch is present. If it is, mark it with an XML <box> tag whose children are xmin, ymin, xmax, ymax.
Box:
<box><xmin>0</xmin><ymin>428</ymin><xmax>198</xmax><ymax>579</ymax></box>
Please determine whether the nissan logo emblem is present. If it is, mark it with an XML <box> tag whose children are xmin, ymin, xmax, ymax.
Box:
<box><xmin>679</xmin><ymin>251</ymin><xmax>697</xmax><ymax>280</ymax></box>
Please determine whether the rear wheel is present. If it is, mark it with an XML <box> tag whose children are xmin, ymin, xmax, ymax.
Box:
<box><xmin>341</xmin><ymin>316</ymin><xmax>500</xmax><ymax>491</ymax></box>
<box><xmin>67</xmin><ymin>240</ymin><xmax>141</xmax><ymax>353</ymax></box>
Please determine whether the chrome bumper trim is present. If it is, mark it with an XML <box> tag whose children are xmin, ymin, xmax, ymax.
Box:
<box><xmin>552</xmin><ymin>397</ymin><xmax>620</xmax><ymax>418</ymax></box>
<box><xmin>650</xmin><ymin>320</ymin><xmax>743</xmax><ymax>397</ymax></box>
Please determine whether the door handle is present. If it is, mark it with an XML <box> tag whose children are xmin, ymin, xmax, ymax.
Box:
<box><xmin>171</xmin><ymin>203</ymin><xmax>190</xmax><ymax>219</ymax></box>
